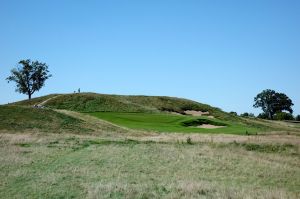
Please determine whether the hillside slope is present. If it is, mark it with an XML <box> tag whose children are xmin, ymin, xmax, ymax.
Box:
<box><xmin>17</xmin><ymin>93</ymin><xmax>235</xmax><ymax>120</ymax></box>
<box><xmin>0</xmin><ymin>105</ymin><xmax>92</xmax><ymax>134</ymax></box>
<box><xmin>12</xmin><ymin>93</ymin><xmax>299</xmax><ymax>134</ymax></box>
<box><xmin>11</xmin><ymin>94</ymin><xmax>60</xmax><ymax>106</ymax></box>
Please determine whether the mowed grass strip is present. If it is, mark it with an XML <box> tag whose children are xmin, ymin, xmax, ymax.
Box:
<box><xmin>88</xmin><ymin>112</ymin><xmax>262</xmax><ymax>134</ymax></box>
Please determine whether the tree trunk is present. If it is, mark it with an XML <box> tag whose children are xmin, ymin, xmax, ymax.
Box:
<box><xmin>28</xmin><ymin>93</ymin><xmax>31</xmax><ymax>100</ymax></box>
<box><xmin>268</xmin><ymin>111</ymin><xmax>273</xmax><ymax>120</ymax></box>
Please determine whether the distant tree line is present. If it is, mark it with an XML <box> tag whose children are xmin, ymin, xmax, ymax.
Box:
<box><xmin>230</xmin><ymin>111</ymin><xmax>300</xmax><ymax>121</ymax></box>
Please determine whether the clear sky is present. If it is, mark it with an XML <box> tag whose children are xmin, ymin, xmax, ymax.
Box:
<box><xmin>0</xmin><ymin>0</ymin><xmax>299</xmax><ymax>115</ymax></box>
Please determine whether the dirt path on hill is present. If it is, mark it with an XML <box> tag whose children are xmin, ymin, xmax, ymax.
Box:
<box><xmin>35</xmin><ymin>95</ymin><xmax>59</xmax><ymax>107</ymax></box>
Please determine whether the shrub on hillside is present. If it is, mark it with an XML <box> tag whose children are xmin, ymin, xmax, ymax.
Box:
<box><xmin>257</xmin><ymin>113</ymin><xmax>268</xmax><ymax>119</ymax></box>
<box><xmin>159</xmin><ymin>107</ymin><xmax>176</xmax><ymax>112</ymax></box>
<box><xmin>229</xmin><ymin>112</ymin><xmax>238</xmax><ymax>116</ymax></box>
<box><xmin>159</xmin><ymin>107</ymin><xmax>186</xmax><ymax>115</ymax></box>
<box><xmin>274</xmin><ymin>112</ymin><xmax>294</xmax><ymax>121</ymax></box>
<box><xmin>240</xmin><ymin>112</ymin><xmax>255</xmax><ymax>118</ymax></box>
<box><xmin>248</xmin><ymin>113</ymin><xmax>255</xmax><ymax>118</ymax></box>
<box><xmin>240</xmin><ymin>112</ymin><xmax>249</xmax><ymax>117</ymax></box>
<box><xmin>186</xmin><ymin>137</ymin><xmax>193</xmax><ymax>145</ymax></box>
<box><xmin>181</xmin><ymin>104</ymin><xmax>207</xmax><ymax>112</ymax></box>
<box><xmin>296</xmin><ymin>115</ymin><xmax>300</xmax><ymax>121</ymax></box>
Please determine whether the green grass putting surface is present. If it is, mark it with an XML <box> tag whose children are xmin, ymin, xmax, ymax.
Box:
<box><xmin>89</xmin><ymin>112</ymin><xmax>262</xmax><ymax>134</ymax></box>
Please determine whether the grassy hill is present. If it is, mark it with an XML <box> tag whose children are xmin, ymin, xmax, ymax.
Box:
<box><xmin>9</xmin><ymin>92</ymin><xmax>281</xmax><ymax>134</ymax></box>
<box><xmin>14</xmin><ymin>93</ymin><xmax>236</xmax><ymax>119</ymax></box>
<box><xmin>0</xmin><ymin>105</ymin><xmax>92</xmax><ymax>134</ymax></box>
<box><xmin>9</xmin><ymin>92</ymin><xmax>300</xmax><ymax>135</ymax></box>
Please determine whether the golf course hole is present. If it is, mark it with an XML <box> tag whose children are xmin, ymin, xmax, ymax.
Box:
<box><xmin>181</xmin><ymin>118</ymin><xmax>227</xmax><ymax>129</ymax></box>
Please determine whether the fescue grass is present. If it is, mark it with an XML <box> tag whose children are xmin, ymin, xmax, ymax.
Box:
<box><xmin>88</xmin><ymin>112</ymin><xmax>266</xmax><ymax>134</ymax></box>
<box><xmin>224</xmin><ymin>142</ymin><xmax>298</xmax><ymax>154</ymax></box>
<box><xmin>0</xmin><ymin>105</ymin><xmax>92</xmax><ymax>134</ymax></box>
<box><xmin>0</xmin><ymin>134</ymin><xmax>299</xmax><ymax>199</ymax></box>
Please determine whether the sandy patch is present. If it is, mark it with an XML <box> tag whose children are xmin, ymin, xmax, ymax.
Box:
<box><xmin>196</xmin><ymin>124</ymin><xmax>226</xmax><ymax>129</ymax></box>
<box><xmin>184</xmin><ymin>110</ymin><xmax>210</xmax><ymax>116</ymax></box>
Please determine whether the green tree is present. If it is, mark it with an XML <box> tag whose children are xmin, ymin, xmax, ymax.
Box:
<box><xmin>296</xmin><ymin>115</ymin><xmax>300</xmax><ymax>121</ymax></box>
<box><xmin>257</xmin><ymin>113</ymin><xmax>268</xmax><ymax>119</ymax></box>
<box><xmin>6</xmin><ymin>59</ymin><xmax>52</xmax><ymax>100</ymax></box>
<box><xmin>229</xmin><ymin>111</ymin><xmax>238</xmax><ymax>116</ymax></box>
<box><xmin>240</xmin><ymin>112</ymin><xmax>249</xmax><ymax>117</ymax></box>
<box><xmin>253</xmin><ymin>89</ymin><xmax>293</xmax><ymax>120</ymax></box>
<box><xmin>248</xmin><ymin>113</ymin><xmax>255</xmax><ymax>118</ymax></box>
<box><xmin>274</xmin><ymin>112</ymin><xmax>294</xmax><ymax>121</ymax></box>
<box><xmin>240</xmin><ymin>112</ymin><xmax>255</xmax><ymax>118</ymax></box>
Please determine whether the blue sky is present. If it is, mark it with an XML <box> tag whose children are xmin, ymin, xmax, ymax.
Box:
<box><xmin>0</xmin><ymin>0</ymin><xmax>299</xmax><ymax>115</ymax></box>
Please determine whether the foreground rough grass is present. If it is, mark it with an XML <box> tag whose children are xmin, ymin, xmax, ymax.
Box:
<box><xmin>0</xmin><ymin>133</ymin><xmax>299</xmax><ymax>199</ymax></box>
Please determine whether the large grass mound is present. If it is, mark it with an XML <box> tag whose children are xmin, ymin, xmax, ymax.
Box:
<box><xmin>10</xmin><ymin>93</ymin><xmax>280</xmax><ymax>134</ymax></box>
<box><xmin>16</xmin><ymin>93</ymin><xmax>235</xmax><ymax>120</ymax></box>
<box><xmin>0</xmin><ymin>105</ymin><xmax>91</xmax><ymax>134</ymax></box>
